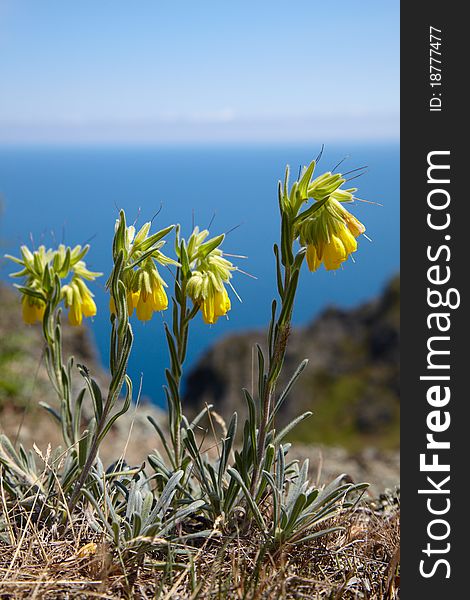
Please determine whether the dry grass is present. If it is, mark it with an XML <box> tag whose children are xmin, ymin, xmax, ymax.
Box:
<box><xmin>0</xmin><ymin>494</ymin><xmax>399</xmax><ymax>599</ymax></box>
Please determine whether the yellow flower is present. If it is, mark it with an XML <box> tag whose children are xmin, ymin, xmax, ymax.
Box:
<box><xmin>110</xmin><ymin>259</ymin><xmax>168</xmax><ymax>322</ymax></box>
<box><xmin>306</xmin><ymin>226</ymin><xmax>359</xmax><ymax>272</ymax></box>
<box><xmin>127</xmin><ymin>291</ymin><xmax>140</xmax><ymax>315</ymax></box>
<box><xmin>65</xmin><ymin>280</ymin><xmax>97</xmax><ymax>326</ymax></box>
<box><xmin>7</xmin><ymin>242</ymin><xmax>101</xmax><ymax>328</ymax></box>
<box><xmin>109</xmin><ymin>291</ymin><xmax>140</xmax><ymax>317</ymax></box>
<box><xmin>21</xmin><ymin>296</ymin><xmax>45</xmax><ymax>325</ymax></box>
<box><xmin>184</xmin><ymin>227</ymin><xmax>237</xmax><ymax>325</ymax></box>
<box><xmin>322</xmin><ymin>233</ymin><xmax>348</xmax><ymax>271</ymax></box>
<box><xmin>300</xmin><ymin>198</ymin><xmax>365</xmax><ymax>272</ymax></box>
<box><xmin>135</xmin><ymin>273</ymin><xmax>168</xmax><ymax>322</ymax></box>
<box><xmin>344</xmin><ymin>213</ymin><xmax>366</xmax><ymax>238</ymax></box>
<box><xmin>151</xmin><ymin>283</ymin><xmax>168</xmax><ymax>311</ymax></box>
<box><xmin>201</xmin><ymin>286</ymin><xmax>231</xmax><ymax>325</ymax></box>
<box><xmin>82</xmin><ymin>291</ymin><xmax>97</xmax><ymax>318</ymax></box>
<box><xmin>306</xmin><ymin>245</ymin><xmax>321</xmax><ymax>272</ymax></box>
<box><xmin>187</xmin><ymin>270</ymin><xmax>232</xmax><ymax>325</ymax></box>
<box><xmin>68</xmin><ymin>300</ymin><xmax>82</xmax><ymax>326</ymax></box>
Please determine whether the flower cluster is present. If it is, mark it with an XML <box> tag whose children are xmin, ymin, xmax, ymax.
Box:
<box><xmin>282</xmin><ymin>163</ymin><xmax>367</xmax><ymax>272</ymax></box>
<box><xmin>6</xmin><ymin>244</ymin><xmax>101</xmax><ymax>326</ymax></box>
<box><xmin>110</xmin><ymin>218</ymin><xmax>176</xmax><ymax>321</ymax></box>
<box><xmin>184</xmin><ymin>228</ymin><xmax>236</xmax><ymax>324</ymax></box>
<box><xmin>299</xmin><ymin>194</ymin><xmax>366</xmax><ymax>271</ymax></box>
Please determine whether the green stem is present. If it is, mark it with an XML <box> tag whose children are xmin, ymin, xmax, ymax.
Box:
<box><xmin>68</xmin><ymin>377</ymin><xmax>127</xmax><ymax>508</ymax></box>
<box><xmin>250</xmin><ymin>223</ymin><xmax>299</xmax><ymax>495</ymax></box>
<box><xmin>42</xmin><ymin>303</ymin><xmax>74</xmax><ymax>447</ymax></box>
<box><xmin>170</xmin><ymin>273</ymin><xmax>193</xmax><ymax>469</ymax></box>
<box><xmin>69</xmin><ymin>260</ymin><xmax>133</xmax><ymax>508</ymax></box>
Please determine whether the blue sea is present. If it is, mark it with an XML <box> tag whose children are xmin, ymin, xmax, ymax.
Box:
<box><xmin>0</xmin><ymin>143</ymin><xmax>399</xmax><ymax>406</ymax></box>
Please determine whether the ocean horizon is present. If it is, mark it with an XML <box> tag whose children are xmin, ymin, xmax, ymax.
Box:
<box><xmin>0</xmin><ymin>142</ymin><xmax>399</xmax><ymax>406</ymax></box>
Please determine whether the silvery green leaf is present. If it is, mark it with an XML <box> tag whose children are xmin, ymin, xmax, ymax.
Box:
<box><xmin>198</xmin><ymin>234</ymin><xmax>224</xmax><ymax>259</ymax></box>
<box><xmin>218</xmin><ymin>412</ymin><xmax>237</xmax><ymax>487</ymax></box>
<box><xmin>273</xmin><ymin>412</ymin><xmax>312</xmax><ymax>446</ymax></box>
<box><xmin>158</xmin><ymin>499</ymin><xmax>205</xmax><ymax>537</ymax></box>
<box><xmin>270</xmin><ymin>360</ymin><xmax>308</xmax><ymax>424</ymax></box>
<box><xmin>151</xmin><ymin>470</ymin><xmax>183</xmax><ymax>519</ymax></box>
<box><xmin>188</xmin><ymin>404</ymin><xmax>213</xmax><ymax>430</ymax></box>
<box><xmin>227</xmin><ymin>468</ymin><xmax>266</xmax><ymax>532</ymax></box>
<box><xmin>39</xmin><ymin>402</ymin><xmax>61</xmax><ymax>424</ymax></box>
<box><xmin>141</xmin><ymin>491</ymin><xmax>154</xmax><ymax>524</ymax></box>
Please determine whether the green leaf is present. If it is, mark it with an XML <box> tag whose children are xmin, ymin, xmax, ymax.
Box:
<box><xmin>293</xmin><ymin>195</ymin><xmax>329</xmax><ymax>225</ymax></box>
<box><xmin>113</xmin><ymin>210</ymin><xmax>127</xmax><ymax>259</ymax></box>
<box><xmin>273</xmin><ymin>245</ymin><xmax>284</xmax><ymax>297</ymax></box>
<box><xmin>78</xmin><ymin>365</ymin><xmax>104</xmax><ymax>422</ymax></box>
<box><xmin>188</xmin><ymin>404</ymin><xmax>213</xmax><ymax>430</ymax></box>
<box><xmin>164</xmin><ymin>324</ymin><xmax>182</xmax><ymax>379</ymax></box>
<box><xmin>218</xmin><ymin>412</ymin><xmax>237</xmax><ymax>488</ymax></box>
<box><xmin>285</xmin><ymin>492</ymin><xmax>308</xmax><ymax>535</ymax></box>
<box><xmin>262</xmin><ymin>470</ymin><xmax>280</xmax><ymax>533</ymax></box>
<box><xmin>148</xmin><ymin>416</ymin><xmax>175</xmax><ymax>467</ymax></box>
<box><xmin>273</xmin><ymin>412</ymin><xmax>312</xmax><ymax>446</ymax></box>
<box><xmin>151</xmin><ymin>470</ymin><xmax>184</xmax><ymax>517</ymax></box>
<box><xmin>270</xmin><ymin>360</ymin><xmax>308</xmax><ymax>425</ymax></box>
<box><xmin>198</xmin><ymin>234</ymin><xmax>224</xmax><ymax>259</ymax></box>
<box><xmin>78</xmin><ymin>430</ymin><xmax>90</xmax><ymax>468</ymax></box>
<box><xmin>256</xmin><ymin>344</ymin><xmax>265</xmax><ymax>402</ymax></box>
<box><xmin>242</xmin><ymin>389</ymin><xmax>257</xmax><ymax>457</ymax></box>
<box><xmin>280</xmin><ymin>212</ymin><xmax>293</xmax><ymax>267</ymax></box>
<box><xmin>227</xmin><ymin>467</ymin><xmax>266</xmax><ymax>532</ymax></box>
<box><xmin>138</xmin><ymin>225</ymin><xmax>174</xmax><ymax>252</ymax></box>
<box><xmin>39</xmin><ymin>402</ymin><xmax>61</xmax><ymax>424</ymax></box>
<box><xmin>159</xmin><ymin>499</ymin><xmax>205</xmax><ymax>537</ymax></box>
<box><xmin>81</xmin><ymin>488</ymin><xmax>116</xmax><ymax>539</ymax></box>
<box><xmin>179</xmin><ymin>240</ymin><xmax>191</xmax><ymax>277</ymax></box>
<box><xmin>59</xmin><ymin>247</ymin><xmax>72</xmax><ymax>277</ymax></box>
<box><xmin>14</xmin><ymin>285</ymin><xmax>47</xmax><ymax>302</ymax></box>
<box><xmin>277</xmin><ymin>268</ymin><xmax>300</xmax><ymax>326</ymax></box>
<box><xmin>297</xmin><ymin>160</ymin><xmax>316</xmax><ymax>198</ymax></box>
<box><xmin>97</xmin><ymin>375</ymin><xmax>133</xmax><ymax>444</ymax></box>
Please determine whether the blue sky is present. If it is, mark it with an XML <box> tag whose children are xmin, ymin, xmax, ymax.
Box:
<box><xmin>0</xmin><ymin>1</ymin><xmax>399</xmax><ymax>143</ymax></box>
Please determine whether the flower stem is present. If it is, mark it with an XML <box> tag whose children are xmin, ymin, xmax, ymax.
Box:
<box><xmin>250</xmin><ymin>204</ymin><xmax>301</xmax><ymax>495</ymax></box>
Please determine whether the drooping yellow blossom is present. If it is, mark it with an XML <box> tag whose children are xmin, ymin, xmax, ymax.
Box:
<box><xmin>64</xmin><ymin>279</ymin><xmax>97</xmax><ymax>326</ymax></box>
<box><xmin>187</xmin><ymin>258</ymin><xmax>234</xmax><ymax>325</ymax></box>
<box><xmin>200</xmin><ymin>285</ymin><xmax>231</xmax><ymax>325</ymax></box>
<box><xmin>343</xmin><ymin>212</ymin><xmax>366</xmax><ymax>238</ymax></box>
<box><xmin>183</xmin><ymin>226</ymin><xmax>237</xmax><ymax>325</ymax></box>
<box><xmin>109</xmin><ymin>217</ymin><xmax>175</xmax><ymax>321</ymax></box>
<box><xmin>187</xmin><ymin>271</ymin><xmax>232</xmax><ymax>325</ymax></box>
<box><xmin>299</xmin><ymin>197</ymin><xmax>366</xmax><ymax>272</ymax></box>
<box><xmin>21</xmin><ymin>295</ymin><xmax>46</xmax><ymax>325</ymax></box>
<box><xmin>133</xmin><ymin>264</ymin><xmax>168</xmax><ymax>322</ymax></box>
<box><xmin>136</xmin><ymin>279</ymin><xmax>168</xmax><ymax>321</ymax></box>
<box><xmin>127</xmin><ymin>291</ymin><xmax>140</xmax><ymax>315</ymax></box>
<box><xmin>110</xmin><ymin>267</ymin><xmax>168</xmax><ymax>322</ymax></box>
